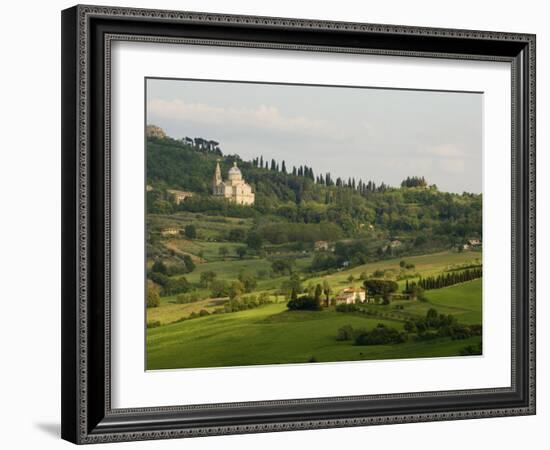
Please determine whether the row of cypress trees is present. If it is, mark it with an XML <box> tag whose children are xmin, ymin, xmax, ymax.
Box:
<box><xmin>415</xmin><ymin>267</ymin><xmax>482</xmax><ymax>291</ymax></box>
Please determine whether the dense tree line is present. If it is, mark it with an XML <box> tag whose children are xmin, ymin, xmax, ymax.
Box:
<box><xmin>401</xmin><ymin>176</ymin><xmax>428</xmax><ymax>188</ymax></box>
<box><xmin>417</xmin><ymin>268</ymin><xmax>482</xmax><ymax>291</ymax></box>
<box><xmin>335</xmin><ymin>323</ymin><xmax>407</xmax><ymax>345</ymax></box>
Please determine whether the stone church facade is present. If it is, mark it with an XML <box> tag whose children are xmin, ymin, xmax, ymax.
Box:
<box><xmin>212</xmin><ymin>161</ymin><xmax>255</xmax><ymax>205</ymax></box>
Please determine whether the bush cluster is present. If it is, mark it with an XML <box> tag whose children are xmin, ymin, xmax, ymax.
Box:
<box><xmin>404</xmin><ymin>308</ymin><xmax>482</xmax><ymax>341</ymax></box>
<box><xmin>336</xmin><ymin>323</ymin><xmax>407</xmax><ymax>345</ymax></box>
<box><xmin>335</xmin><ymin>303</ymin><xmax>359</xmax><ymax>313</ymax></box>
<box><xmin>287</xmin><ymin>295</ymin><xmax>322</xmax><ymax>311</ymax></box>
<box><xmin>354</xmin><ymin>324</ymin><xmax>407</xmax><ymax>345</ymax></box>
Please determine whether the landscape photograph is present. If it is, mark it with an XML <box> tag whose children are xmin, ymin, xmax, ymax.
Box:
<box><xmin>145</xmin><ymin>78</ymin><xmax>483</xmax><ymax>370</ymax></box>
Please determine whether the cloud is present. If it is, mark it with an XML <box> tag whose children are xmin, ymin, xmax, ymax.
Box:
<box><xmin>438</xmin><ymin>158</ymin><xmax>465</xmax><ymax>174</ymax></box>
<box><xmin>147</xmin><ymin>98</ymin><xmax>344</xmax><ymax>140</ymax></box>
<box><xmin>422</xmin><ymin>144</ymin><xmax>465</xmax><ymax>158</ymax></box>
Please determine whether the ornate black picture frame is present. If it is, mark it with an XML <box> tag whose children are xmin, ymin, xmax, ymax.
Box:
<box><xmin>61</xmin><ymin>5</ymin><xmax>536</xmax><ymax>444</ymax></box>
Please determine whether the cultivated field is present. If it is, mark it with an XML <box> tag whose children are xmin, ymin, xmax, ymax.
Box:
<box><xmin>146</xmin><ymin>236</ymin><xmax>482</xmax><ymax>369</ymax></box>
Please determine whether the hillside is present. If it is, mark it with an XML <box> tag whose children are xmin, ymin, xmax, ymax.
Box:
<box><xmin>146</xmin><ymin>131</ymin><xmax>482</xmax><ymax>254</ymax></box>
<box><xmin>145</xmin><ymin>130</ymin><xmax>483</xmax><ymax>369</ymax></box>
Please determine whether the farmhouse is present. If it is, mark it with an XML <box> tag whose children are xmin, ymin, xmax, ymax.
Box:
<box><xmin>212</xmin><ymin>161</ymin><xmax>255</xmax><ymax>205</ymax></box>
<box><xmin>161</xmin><ymin>227</ymin><xmax>179</xmax><ymax>237</ymax></box>
<box><xmin>335</xmin><ymin>287</ymin><xmax>366</xmax><ymax>305</ymax></box>
<box><xmin>314</xmin><ymin>240</ymin><xmax>330</xmax><ymax>251</ymax></box>
<box><xmin>389</xmin><ymin>239</ymin><xmax>402</xmax><ymax>248</ymax></box>
<box><xmin>467</xmin><ymin>238</ymin><xmax>482</xmax><ymax>247</ymax></box>
<box><xmin>462</xmin><ymin>238</ymin><xmax>482</xmax><ymax>251</ymax></box>
<box><xmin>167</xmin><ymin>189</ymin><xmax>193</xmax><ymax>205</ymax></box>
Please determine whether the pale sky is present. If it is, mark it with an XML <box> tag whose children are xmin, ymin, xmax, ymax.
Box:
<box><xmin>146</xmin><ymin>78</ymin><xmax>483</xmax><ymax>194</ymax></box>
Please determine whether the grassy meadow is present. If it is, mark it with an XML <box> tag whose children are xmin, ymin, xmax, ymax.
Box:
<box><xmin>146</xmin><ymin>211</ymin><xmax>482</xmax><ymax>370</ymax></box>
<box><xmin>147</xmin><ymin>299</ymin><xmax>481</xmax><ymax>370</ymax></box>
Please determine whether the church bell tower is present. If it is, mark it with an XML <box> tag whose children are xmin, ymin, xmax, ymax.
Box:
<box><xmin>212</xmin><ymin>160</ymin><xmax>223</xmax><ymax>193</ymax></box>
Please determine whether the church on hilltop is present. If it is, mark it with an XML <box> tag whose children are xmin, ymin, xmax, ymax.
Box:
<box><xmin>212</xmin><ymin>161</ymin><xmax>255</xmax><ymax>205</ymax></box>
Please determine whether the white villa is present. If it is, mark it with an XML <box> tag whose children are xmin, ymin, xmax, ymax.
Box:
<box><xmin>212</xmin><ymin>161</ymin><xmax>255</xmax><ymax>205</ymax></box>
<box><xmin>335</xmin><ymin>287</ymin><xmax>366</xmax><ymax>305</ymax></box>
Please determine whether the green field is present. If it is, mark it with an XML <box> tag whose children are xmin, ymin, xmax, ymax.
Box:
<box><xmin>146</xmin><ymin>248</ymin><xmax>482</xmax><ymax>369</ymax></box>
<box><xmin>424</xmin><ymin>278</ymin><xmax>482</xmax><ymax>324</ymax></box>
<box><xmin>147</xmin><ymin>293</ymin><xmax>481</xmax><ymax>369</ymax></box>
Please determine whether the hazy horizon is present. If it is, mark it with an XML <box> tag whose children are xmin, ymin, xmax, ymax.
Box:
<box><xmin>146</xmin><ymin>78</ymin><xmax>483</xmax><ymax>194</ymax></box>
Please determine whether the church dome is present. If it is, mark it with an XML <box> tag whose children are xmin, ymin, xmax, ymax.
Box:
<box><xmin>227</xmin><ymin>162</ymin><xmax>242</xmax><ymax>181</ymax></box>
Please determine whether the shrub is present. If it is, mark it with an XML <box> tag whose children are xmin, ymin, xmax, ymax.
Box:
<box><xmin>258</xmin><ymin>292</ymin><xmax>271</xmax><ymax>304</ymax></box>
<box><xmin>354</xmin><ymin>324</ymin><xmax>407</xmax><ymax>345</ymax></box>
<box><xmin>335</xmin><ymin>303</ymin><xmax>358</xmax><ymax>313</ymax></box>
<box><xmin>146</xmin><ymin>320</ymin><xmax>161</xmax><ymax>328</ymax></box>
<box><xmin>336</xmin><ymin>325</ymin><xmax>354</xmax><ymax>341</ymax></box>
<box><xmin>238</xmin><ymin>272</ymin><xmax>257</xmax><ymax>292</ymax></box>
<box><xmin>162</xmin><ymin>276</ymin><xmax>191</xmax><ymax>296</ymax></box>
<box><xmin>271</xmin><ymin>258</ymin><xmax>294</xmax><ymax>275</ymax></box>
<box><xmin>210</xmin><ymin>279</ymin><xmax>229</xmax><ymax>298</ymax></box>
<box><xmin>147</xmin><ymin>282</ymin><xmax>160</xmax><ymax>308</ymax></box>
<box><xmin>404</xmin><ymin>320</ymin><xmax>416</xmax><ymax>333</ymax></box>
<box><xmin>469</xmin><ymin>324</ymin><xmax>483</xmax><ymax>336</ymax></box>
<box><xmin>459</xmin><ymin>343</ymin><xmax>482</xmax><ymax>356</ymax></box>
<box><xmin>228</xmin><ymin>228</ymin><xmax>246</xmax><ymax>242</ymax></box>
<box><xmin>228</xmin><ymin>280</ymin><xmax>245</xmax><ymax>300</ymax></box>
<box><xmin>246</xmin><ymin>231</ymin><xmax>263</xmax><ymax>250</ymax></box>
<box><xmin>200</xmin><ymin>270</ymin><xmax>217</xmax><ymax>287</ymax></box>
<box><xmin>151</xmin><ymin>260</ymin><xmax>167</xmax><ymax>274</ymax></box>
<box><xmin>176</xmin><ymin>292</ymin><xmax>200</xmax><ymax>304</ymax></box>
<box><xmin>287</xmin><ymin>295</ymin><xmax>321</xmax><ymax>311</ymax></box>
<box><xmin>415</xmin><ymin>331</ymin><xmax>439</xmax><ymax>341</ymax></box>
<box><xmin>148</xmin><ymin>271</ymin><xmax>169</xmax><ymax>286</ymax></box>
<box><xmin>448</xmin><ymin>324</ymin><xmax>473</xmax><ymax>340</ymax></box>
<box><xmin>182</xmin><ymin>255</ymin><xmax>196</xmax><ymax>272</ymax></box>
<box><xmin>184</xmin><ymin>224</ymin><xmax>197</xmax><ymax>239</ymax></box>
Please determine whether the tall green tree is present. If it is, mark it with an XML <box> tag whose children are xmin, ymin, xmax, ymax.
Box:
<box><xmin>184</xmin><ymin>224</ymin><xmax>197</xmax><ymax>239</ymax></box>
<box><xmin>218</xmin><ymin>246</ymin><xmax>228</xmax><ymax>260</ymax></box>
<box><xmin>322</xmin><ymin>279</ymin><xmax>332</xmax><ymax>304</ymax></box>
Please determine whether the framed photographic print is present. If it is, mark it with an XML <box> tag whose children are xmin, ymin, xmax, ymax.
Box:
<box><xmin>61</xmin><ymin>5</ymin><xmax>536</xmax><ymax>444</ymax></box>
